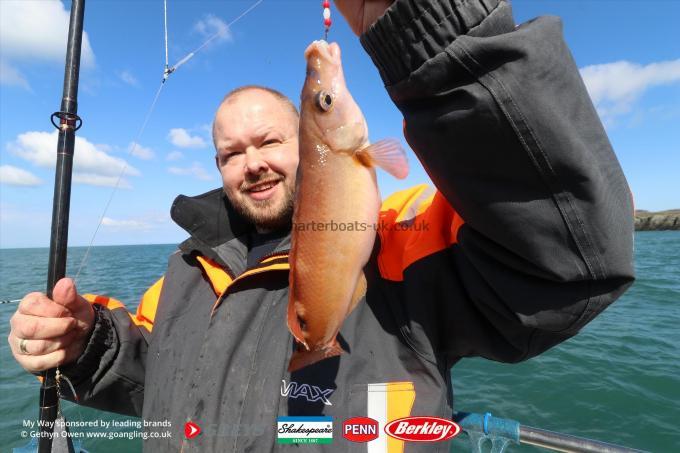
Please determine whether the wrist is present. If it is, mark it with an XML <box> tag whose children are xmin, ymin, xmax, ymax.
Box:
<box><xmin>60</xmin><ymin>303</ymin><xmax>113</xmax><ymax>384</ymax></box>
<box><xmin>360</xmin><ymin>1</ymin><xmax>396</xmax><ymax>35</ymax></box>
<box><xmin>360</xmin><ymin>0</ymin><xmax>510</xmax><ymax>86</ymax></box>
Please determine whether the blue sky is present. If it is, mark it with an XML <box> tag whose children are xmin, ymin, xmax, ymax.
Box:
<box><xmin>1</xmin><ymin>0</ymin><xmax>678</xmax><ymax>248</ymax></box>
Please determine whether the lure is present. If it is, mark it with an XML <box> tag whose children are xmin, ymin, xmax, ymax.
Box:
<box><xmin>322</xmin><ymin>0</ymin><xmax>331</xmax><ymax>40</ymax></box>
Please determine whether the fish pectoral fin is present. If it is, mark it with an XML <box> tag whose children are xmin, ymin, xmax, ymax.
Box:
<box><xmin>287</xmin><ymin>299</ymin><xmax>308</xmax><ymax>346</ymax></box>
<box><xmin>357</xmin><ymin>138</ymin><xmax>409</xmax><ymax>179</ymax></box>
<box><xmin>347</xmin><ymin>272</ymin><xmax>367</xmax><ymax>316</ymax></box>
<box><xmin>288</xmin><ymin>340</ymin><xmax>344</xmax><ymax>372</ymax></box>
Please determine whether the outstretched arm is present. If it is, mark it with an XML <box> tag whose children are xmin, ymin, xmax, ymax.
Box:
<box><xmin>339</xmin><ymin>0</ymin><xmax>635</xmax><ymax>361</ymax></box>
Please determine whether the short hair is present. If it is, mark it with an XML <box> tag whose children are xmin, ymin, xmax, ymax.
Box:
<box><xmin>212</xmin><ymin>85</ymin><xmax>299</xmax><ymax>147</ymax></box>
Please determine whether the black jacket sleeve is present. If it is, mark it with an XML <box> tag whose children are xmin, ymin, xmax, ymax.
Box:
<box><xmin>362</xmin><ymin>0</ymin><xmax>635</xmax><ymax>361</ymax></box>
<box><xmin>59</xmin><ymin>300</ymin><xmax>150</xmax><ymax>416</ymax></box>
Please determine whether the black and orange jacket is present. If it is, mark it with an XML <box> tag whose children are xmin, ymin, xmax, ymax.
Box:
<box><xmin>62</xmin><ymin>0</ymin><xmax>635</xmax><ymax>451</ymax></box>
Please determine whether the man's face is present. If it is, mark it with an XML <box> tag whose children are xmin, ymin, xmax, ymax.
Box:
<box><xmin>213</xmin><ymin>90</ymin><xmax>299</xmax><ymax>232</ymax></box>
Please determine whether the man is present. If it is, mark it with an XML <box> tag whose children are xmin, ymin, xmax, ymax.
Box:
<box><xmin>9</xmin><ymin>0</ymin><xmax>635</xmax><ymax>451</ymax></box>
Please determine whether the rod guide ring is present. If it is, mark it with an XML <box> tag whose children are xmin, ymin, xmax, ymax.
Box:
<box><xmin>51</xmin><ymin>111</ymin><xmax>83</xmax><ymax>131</ymax></box>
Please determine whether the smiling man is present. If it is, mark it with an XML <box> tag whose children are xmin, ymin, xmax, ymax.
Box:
<box><xmin>9</xmin><ymin>0</ymin><xmax>636</xmax><ymax>451</ymax></box>
<box><xmin>212</xmin><ymin>87</ymin><xmax>299</xmax><ymax>234</ymax></box>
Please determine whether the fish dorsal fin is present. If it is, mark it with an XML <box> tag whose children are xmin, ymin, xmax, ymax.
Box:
<box><xmin>357</xmin><ymin>139</ymin><xmax>409</xmax><ymax>179</ymax></box>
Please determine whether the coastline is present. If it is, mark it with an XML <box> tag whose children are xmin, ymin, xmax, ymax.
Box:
<box><xmin>635</xmin><ymin>210</ymin><xmax>680</xmax><ymax>231</ymax></box>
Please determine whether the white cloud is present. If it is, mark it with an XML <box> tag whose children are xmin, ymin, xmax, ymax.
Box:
<box><xmin>73</xmin><ymin>174</ymin><xmax>131</xmax><ymax>189</ymax></box>
<box><xmin>0</xmin><ymin>1</ymin><xmax>95</xmax><ymax>71</ymax></box>
<box><xmin>128</xmin><ymin>142</ymin><xmax>155</xmax><ymax>160</ymax></box>
<box><xmin>194</xmin><ymin>14</ymin><xmax>232</xmax><ymax>44</ymax></box>
<box><xmin>166</xmin><ymin>151</ymin><xmax>184</xmax><ymax>161</ymax></box>
<box><xmin>7</xmin><ymin>131</ymin><xmax>139</xmax><ymax>188</ymax></box>
<box><xmin>119</xmin><ymin>70</ymin><xmax>139</xmax><ymax>87</ymax></box>
<box><xmin>0</xmin><ymin>60</ymin><xmax>30</xmax><ymax>90</ymax></box>
<box><xmin>580</xmin><ymin>59</ymin><xmax>680</xmax><ymax>122</ymax></box>
<box><xmin>168</xmin><ymin>128</ymin><xmax>208</xmax><ymax>149</ymax></box>
<box><xmin>168</xmin><ymin>162</ymin><xmax>215</xmax><ymax>181</ymax></box>
<box><xmin>100</xmin><ymin>213</ymin><xmax>169</xmax><ymax>231</ymax></box>
<box><xmin>0</xmin><ymin>165</ymin><xmax>43</xmax><ymax>186</ymax></box>
<box><xmin>101</xmin><ymin>217</ymin><xmax>152</xmax><ymax>231</ymax></box>
<box><xmin>95</xmin><ymin>143</ymin><xmax>114</xmax><ymax>153</ymax></box>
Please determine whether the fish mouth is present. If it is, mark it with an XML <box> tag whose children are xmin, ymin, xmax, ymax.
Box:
<box><xmin>243</xmin><ymin>179</ymin><xmax>282</xmax><ymax>200</ymax></box>
<box><xmin>304</xmin><ymin>40</ymin><xmax>341</xmax><ymax>66</ymax></box>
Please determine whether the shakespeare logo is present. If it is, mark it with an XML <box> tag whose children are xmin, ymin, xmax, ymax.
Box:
<box><xmin>276</xmin><ymin>416</ymin><xmax>333</xmax><ymax>444</ymax></box>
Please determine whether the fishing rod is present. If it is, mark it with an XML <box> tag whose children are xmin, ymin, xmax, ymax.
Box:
<box><xmin>38</xmin><ymin>0</ymin><xmax>86</xmax><ymax>451</ymax></box>
<box><xmin>6</xmin><ymin>2</ymin><xmax>266</xmax><ymax>450</ymax></box>
<box><xmin>454</xmin><ymin>412</ymin><xmax>648</xmax><ymax>453</ymax></box>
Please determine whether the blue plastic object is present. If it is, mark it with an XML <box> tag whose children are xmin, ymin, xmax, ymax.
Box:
<box><xmin>453</xmin><ymin>411</ymin><xmax>520</xmax><ymax>453</ymax></box>
<box><xmin>454</xmin><ymin>412</ymin><xmax>520</xmax><ymax>442</ymax></box>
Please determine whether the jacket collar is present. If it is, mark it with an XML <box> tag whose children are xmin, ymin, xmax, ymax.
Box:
<box><xmin>171</xmin><ymin>188</ymin><xmax>291</xmax><ymax>270</ymax></box>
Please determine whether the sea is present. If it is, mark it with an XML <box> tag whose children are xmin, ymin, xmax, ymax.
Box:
<box><xmin>1</xmin><ymin>231</ymin><xmax>678</xmax><ymax>452</ymax></box>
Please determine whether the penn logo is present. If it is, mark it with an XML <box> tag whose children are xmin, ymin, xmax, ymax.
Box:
<box><xmin>342</xmin><ymin>417</ymin><xmax>379</xmax><ymax>442</ymax></box>
<box><xmin>384</xmin><ymin>416</ymin><xmax>460</xmax><ymax>442</ymax></box>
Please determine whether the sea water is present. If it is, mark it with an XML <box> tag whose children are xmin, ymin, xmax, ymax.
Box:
<box><xmin>1</xmin><ymin>233</ymin><xmax>678</xmax><ymax>452</ymax></box>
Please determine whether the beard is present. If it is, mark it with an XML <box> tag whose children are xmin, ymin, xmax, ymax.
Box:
<box><xmin>227</xmin><ymin>176</ymin><xmax>295</xmax><ymax>232</ymax></box>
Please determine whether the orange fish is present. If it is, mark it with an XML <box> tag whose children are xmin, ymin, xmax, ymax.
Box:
<box><xmin>287</xmin><ymin>40</ymin><xmax>409</xmax><ymax>372</ymax></box>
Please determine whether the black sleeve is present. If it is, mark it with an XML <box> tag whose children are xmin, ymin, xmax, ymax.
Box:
<box><xmin>362</xmin><ymin>0</ymin><xmax>635</xmax><ymax>361</ymax></box>
<box><xmin>59</xmin><ymin>303</ymin><xmax>148</xmax><ymax>416</ymax></box>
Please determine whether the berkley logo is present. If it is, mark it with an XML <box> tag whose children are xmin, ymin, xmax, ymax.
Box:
<box><xmin>342</xmin><ymin>417</ymin><xmax>379</xmax><ymax>442</ymax></box>
<box><xmin>384</xmin><ymin>416</ymin><xmax>461</xmax><ymax>442</ymax></box>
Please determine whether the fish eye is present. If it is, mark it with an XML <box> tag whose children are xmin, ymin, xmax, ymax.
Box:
<box><xmin>315</xmin><ymin>90</ymin><xmax>333</xmax><ymax>112</ymax></box>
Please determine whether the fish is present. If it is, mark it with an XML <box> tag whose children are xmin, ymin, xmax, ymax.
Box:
<box><xmin>287</xmin><ymin>40</ymin><xmax>409</xmax><ymax>372</ymax></box>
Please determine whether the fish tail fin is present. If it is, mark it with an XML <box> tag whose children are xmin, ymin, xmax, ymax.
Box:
<box><xmin>288</xmin><ymin>339</ymin><xmax>344</xmax><ymax>372</ymax></box>
<box><xmin>358</xmin><ymin>138</ymin><xmax>409</xmax><ymax>179</ymax></box>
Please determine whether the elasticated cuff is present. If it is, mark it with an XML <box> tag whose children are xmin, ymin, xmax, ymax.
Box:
<box><xmin>59</xmin><ymin>303</ymin><xmax>115</xmax><ymax>387</ymax></box>
<box><xmin>360</xmin><ymin>0</ymin><xmax>501</xmax><ymax>86</ymax></box>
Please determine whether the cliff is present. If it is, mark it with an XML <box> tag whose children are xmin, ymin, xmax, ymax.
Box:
<box><xmin>634</xmin><ymin>210</ymin><xmax>680</xmax><ymax>231</ymax></box>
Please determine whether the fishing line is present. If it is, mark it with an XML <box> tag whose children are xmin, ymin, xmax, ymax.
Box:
<box><xmin>164</xmin><ymin>0</ymin><xmax>170</xmax><ymax>72</ymax></box>
<box><xmin>53</xmin><ymin>367</ymin><xmax>91</xmax><ymax>438</ymax></box>
<box><xmin>322</xmin><ymin>0</ymin><xmax>332</xmax><ymax>40</ymax></box>
<box><xmin>42</xmin><ymin>120</ymin><xmax>157</xmax><ymax>448</ymax></box>
<box><xmin>74</xmin><ymin>81</ymin><xmax>165</xmax><ymax>283</ymax></box>
<box><xmin>166</xmin><ymin>0</ymin><xmax>264</xmax><ymax>76</ymax></box>
<box><xmin>34</xmin><ymin>363</ymin><xmax>91</xmax><ymax>445</ymax></box>
<box><xmin>73</xmin><ymin>0</ymin><xmax>265</xmax><ymax>283</ymax></box>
